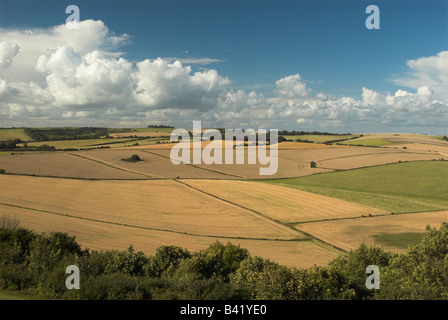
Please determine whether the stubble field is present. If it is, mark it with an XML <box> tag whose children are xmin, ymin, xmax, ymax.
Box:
<box><xmin>1</xmin><ymin>130</ymin><xmax>447</xmax><ymax>267</ymax></box>
<box><xmin>295</xmin><ymin>210</ymin><xmax>448</xmax><ymax>252</ymax></box>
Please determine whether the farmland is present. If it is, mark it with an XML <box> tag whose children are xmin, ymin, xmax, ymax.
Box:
<box><xmin>0</xmin><ymin>128</ymin><xmax>32</xmax><ymax>141</ymax></box>
<box><xmin>0</xmin><ymin>175</ymin><xmax>302</xmax><ymax>240</ymax></box>
<box><xmin>0</xmin><ymin>202</ymin><xmax>337</xmax><ymax>268</ymax></box>
<box><xmin>339</xmin><ymin>138</ymin><xmax>392</xmax><ymax>146</ymax></box>
<box><xmin>295</xmin><ymin>210</ymin><xmax>448</xmax><ymax>252</ymax></box>
<box><xmin>182</xmin><ymin>180</ymin><xmax>388</xmax><ymax>223</ymax></box>
<box><xmin>1</xmin><ymin>128</ymin><xmax>447</xmax><ymax>268</ymax></box>
<box><xmin>280</xmin><ymin>134</ymin><xmax>361</xmax><ymax>143</ymax></box>
<box><xmin>261</xmin><ymin>161</ymin><xmax>448</xmax><ymax>213</ymax></box>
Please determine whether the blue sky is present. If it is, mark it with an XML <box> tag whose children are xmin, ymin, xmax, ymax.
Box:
<box><xmin>0</xmin><ymin>0</ymin><xmax>447</xmax><ymax>133</ymax></box>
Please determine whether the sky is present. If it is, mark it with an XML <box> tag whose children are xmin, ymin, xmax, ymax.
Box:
<box><xmin>0</xmin><ymin>0</ymin><xmax>447</xmax><ymax>134</ymax></box>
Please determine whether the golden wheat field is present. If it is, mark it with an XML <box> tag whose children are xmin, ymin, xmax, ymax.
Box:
<box><xmin>1</xmin><ymin>132</ymin><xmax>447</xmax><ymax>268</ymax></box>
<box><xmin>70</xmin><ymin>149</ymin><xmax>234</xmax><ymax>179</ymax></box>
<box><xmin>0</xmin><ymin>152</ymin><xmax>147</xmax><ymax>179</ymax></box>
<box><xmin>295</xmin><ymin>210</ymin><xmax>448</xmax><ymax>252</ymax></box>
<box><xmin>182</xmin><ymin>179</ymin><xmax>389</xmax><ymax>223</ymax></box>
<box><xmin>0</xmin><ymin>175</ymin><xmax>301</xmax><ymax>241</ymax></box>
<box><xmin>1</xmin><ymin>138</ymin><xmax>441</xmax><ymax>180</ymax></box>
<box><xmin>318</xmin><ymin>150</ymin><xmax>438</xmax><ymax>170</ymax></box>
<box><xmin>0</xmin><ymin>201</ymin><xmax>338</xmax><ymax>268</ymax></box>
<box><xmin>145</xmin><ymin>147</ymin><xmax>334</xmax><ymax>179</ymax></box>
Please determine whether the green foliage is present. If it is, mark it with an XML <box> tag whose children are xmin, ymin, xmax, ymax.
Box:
<box><xmin>230</xmin><ymin>256</ymin><xmax>295</xmax><ymax>299</ymax></box>
<box><xmin>34</xmin><ymin>144</ymin><xmax>56</xmax><ymax>151</ymax></box>
<box><xmin>187</xmin><ymin>241</ymin><xmax>249</xmax><ymax>279</ymax></box>
<box><xmin>0</xmin><ymin>242</ymin><xmax>23</xmax><ymax>266</ymax></box>
<box><xmin>122</xmin><ymin>154</ymin><xmax>142</xmax><ymax>162</ymax></box>
<box><xmin>77</xmin><ymin>250</ymin><xmax>113</xmax><ymax>277</ymax></box>
<box><xmin>1</xmin><ymin>223</ymin><xmax>448</xmax><ymax>300</ymax></box>
<box><xmin>0</xmin><ymin>169</ymin><xmax>5</xmax><ymax>174</ymax></box>
<box><xmin>278</xmin><ymin>130</ymin><xmax>352</xmax><ymax>136</ymax></box>
<box><xmin>230</xmin><ymin>256</ymin><xmax>356</xmax><ymax>300</ymax></box>
<box><xmin>159</xmin><ymin>261</ymin><xmax>245</xmax><ymax>299</ymax></box>
<box><xmin>105</xmin><ymin>245</ymin><xmax>148</xmax><ymax>276</ymax></box>
<box><xmin>24</xmin><ymin>127</ymin><xmax>110</xmax><ymax>142</ymax></box>
<box><xmin>310</xmin><ymin>161</ymin><xmax>317</xmax><ymax>168</ymax></box>
<box><xmin>0</xmin><ymin>264</ymin><xmax>36</xmax><ymax>290</ymax></box>
<box><xmin>376</xmin><ymin>223</ymin><xmax>448</xmax><ymax>300</ymax></box>
<box><xmin>36</xmin><ymin>257</ymin><xmax>78</xmax><ymax>299</ymax></box>
<box><xmin>0</xmin><ymin>139</ymin><xmax>20</xmax><ymax>150</ymax></box>
<box><xmin>27</xmin><ymin>232</ymin><xmax>84</xmax><ymax>276</ymax></box>
<box><xmin>295</xmin><ymin>266</ymin><xmax>356</xmax><ymax>300</ymax></box>
<box><xmin>146</xmin><ymin>245</ymin><xmax>191</xmax><ymax>278</ymax></box>
<box><xmin>16</xmin><ymin>143</ymin><xmax>56</xmax><ymax>151</ymax></box>
<box><xmin>0</xmin><ymin>227</ymin><xmax>36</xmax><ymax>264</ymax></box>
<box><xmin>330</xmin><ymin>244</ymin><xmax>394</xmax><ymax>299</ymax></box>
<box><xmin>79</xmin><ymin>273</ymin><xmax>148</xmax><ymax>300</ymax></box>
<box><xmin>147</xmin><ymin>124</ymin><xmax>173</xmax><ymax>128</ymax></box>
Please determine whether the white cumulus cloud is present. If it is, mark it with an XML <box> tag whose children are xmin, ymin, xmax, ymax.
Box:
<box><xmin>0</xmin><ymin>41</ymin><xmax>19</xmax><ymax>69</ymax></box>
<box><xmin>393</xmin><ymin>51</ymin><xmax>448</xmax><ymax>102</ymax></box>
<box><xmin>0</xmin><ymin>20</ymin><xmax>447</xmax><ymax>133</ymax></box>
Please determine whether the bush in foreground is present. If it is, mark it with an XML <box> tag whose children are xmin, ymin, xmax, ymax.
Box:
<box><xmin>1</xmin><ymin>220</ymin><xmax>448</xmax><ymax>300</ymax></box>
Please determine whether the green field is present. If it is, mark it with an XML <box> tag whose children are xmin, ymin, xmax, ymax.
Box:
<box><xmin>0</xmin><ymin>128</ymin><xmax>32</xmax><ymax>141</ymax></box>
<box><xmin>431</xmin><ymin>135</ymin><xmax>448</xmax><ymax>142</ymax></box>
<box><xmin>25</xmin><ymin>136</ymin><xmax>174</xmax><ymax>149</ymax></box>
<box><xmin>373</xmin><ymin>232</ymin><xmax>424</xmax><ymax>249</ymax></box>
<box><xmin>0</xmin><ymin>127</ymin><xmax>173</xmax><ymax>143</ymax></box>
<box><xmin>281</xmin><ymin>134</ymin><xmax>361</xmax><ymax>143</ymax></box>
<box><xmin>0</xmin><ymin>289</ymin><xmax>47</xmax><ymax>300</ymax></box>
<box><xmin>338</xmin><ymin>138</ymin><xmax>392</xmax><ymax>146</ymax></box>
<box><xmin>260</xmin><ymin>161</ymin><xmax>448</xmax><ymax>213</ymax></box>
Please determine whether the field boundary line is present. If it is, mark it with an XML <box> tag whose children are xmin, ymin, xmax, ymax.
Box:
<box><xmin>254</xmin><ymin>159</ymin><xmax>447</xmax><ymax>181</ymax></box>
<box><xmin>0</xmin><ymin>202</ymin><xmax>303</xmax><ymax>242</ymax></box>
<box><xmin>140</xmin><ymin>150</ymin><xmax>245</xmax><ymax>178</ymax></box>
<box><xmin>318</xmin><ymin>150</ymin><xmax>439</xmax><ymax>163</ymax></box>
<box><xmin>174</xmin><ymin>179</ymin><xmax>346</xmax><ymax>252</ymax></box>
<box><xmin>68</xmin><ymin>152</ymin><xmax>161</xmax><ymax>178</ymax></box>
<box><xmin>290</xmin><ymin>213</ymin><xmax>393</xmax><ymax>226</ymax></box>
<box><xmin>291</xmin><ymin>209</ymin><xmax>448</xmax><ymax>226</ymax></box>
<box><xmin>0</xmin><ymin>172</ymin><xmax>159</xmax><ymax>181</ymax></box>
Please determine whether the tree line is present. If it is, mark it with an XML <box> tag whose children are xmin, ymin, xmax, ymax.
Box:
<box><xmin>24</xmin><ymin>128</ymin><xmax>111</xmax><ymax>141</ymax></box>
<box><xmin>1</xmin><ymin>219</ymin><xmax>448</xmax><ymax>300</ymax></box>
<box><xmin>0</xmin><ymin>139</ymin><xmax>56</xmax><ymax>151</ymax></box>
<box><xmin>0</xmin><ymin>139</ymin><xmax>21</xmax><ymax>150</ymax></box>
<box><xmin>277</xmin><ymin>130</ymin><xmax>354</xmax><ymax>136</ymax></box>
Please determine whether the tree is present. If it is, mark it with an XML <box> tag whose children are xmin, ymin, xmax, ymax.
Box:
<box><xmin>105</xmin><ymin>245</ymin><xmax>148</xmax><ymax>276</ymax></box>
<box><xmin>310</xmin><ymin>161</ymin><xmax>317</xmax><ymax>168</ymax></box>
<box><xmin>122</xmin><ymin>154</ymin><xmax>142</xmax><ymax>162</ymax></box>
<box><xmin>329</xmin><ymin>244</ymin><xmax>394</xmax><ymax>299</ymax></box>
<box><xmin>376</xmin><ymin>223</ymin><xmax>448</xmax><ymax>299</ymax></box>
<box><xmin>146</xmin><ymin>245</ymin><xmax>191</xmax><ymax>278</ymax></box>
<box><xmin>230</xmin><ymin>256</ymin><xmax>295</xmax><ymax>299</ymax></box>
<box><xmin>27</xmin><ymin>232</ymin><xmax>84</xmax><ymax>275</ymax></box>
<box><xmin>187</xmin><ymin>241</ymin><xmax>249</xmax><ymax>279</ymax></box>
